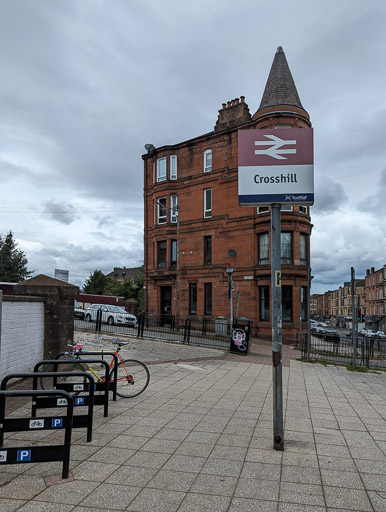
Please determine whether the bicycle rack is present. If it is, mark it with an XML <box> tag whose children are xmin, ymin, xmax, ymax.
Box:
<box><xmin>55</xmin><ymin>351</ymin><xmax>119</xmax><ymax>401</ymax></box>
<box><xmin>33</xmin><ymin>359</ymin><xmax>110</xmax><ymax>417</ymax></box>
<box><xmin>0</xmin><ymin>389</ymin><xmax>73</xmax><ymax>479</ymax></box>
<box><xmin>1</xmin><ymin>372</ymin><xmax>95</xmax><ymax>443</ymax></box>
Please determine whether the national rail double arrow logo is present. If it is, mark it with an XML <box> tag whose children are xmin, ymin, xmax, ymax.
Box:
<box><xmin>254</xmin><ymin>135</ymin><xmax>297</xmax><ymax>160</ymax></box>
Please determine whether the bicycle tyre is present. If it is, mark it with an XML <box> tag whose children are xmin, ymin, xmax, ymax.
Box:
<box><xmin>39</xmin><ymin>360</ymin><xmax>87</xmax><ymax>395</ymax></box>
<box><xmin>110</xmin><ymin>359</ymin><xmax>150</xmax><ymax>398</ymax></box>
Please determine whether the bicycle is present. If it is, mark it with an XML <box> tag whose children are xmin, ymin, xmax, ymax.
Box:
<box><xmin>40</xmin><ymin>341</ymin><xmax>150</xmax><ymax>398</ymax></box>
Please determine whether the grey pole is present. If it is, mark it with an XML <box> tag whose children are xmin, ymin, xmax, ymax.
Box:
<box><xmin>176</xmin><ymin>208</ymin><xmax>180</xmax><ymax>318</ymax></box>
<box><xmin>271</xmin><ymin>204</ymin><xmax>284</xmax><ymax>451</ymax></box>
<box><xmin>230</xmin><ymin>274</ymin><xmax>233</xmax><ymax>329</ymax></box>
<box><xmin>351</xmin><ymin>267</ymin><xmax>357</xmax><ymax>368</ymax></box>
<box><xmin>0</xmin><ymin>290</ymin><xmax>2</xmax><ymax>349</ymax></box>
<box><xmin>226</xmin><ymin>269</ymin><xmax>234</xmax><ymax>331</ymax></box>
<box><xmin>299</xmin><ymin>287</ymin><xmax>302</xmax><ymax>346</ymax></box>
<box><xmin>307</xmin><ymin>267</ymin><xmax>312</xmax><ymax>359</ymax></box>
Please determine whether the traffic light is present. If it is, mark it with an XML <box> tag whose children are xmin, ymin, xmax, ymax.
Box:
<box><xmin>357</xmin><ymin>309</ymin><xmax>361</xmax><ymax>322</ymax></box>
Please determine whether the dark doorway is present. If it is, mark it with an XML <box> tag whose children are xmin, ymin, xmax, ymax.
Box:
<box><xmin>160</xmin><ymin>286</ymin><xmax>172</xmax><ymax>325</ymax></box>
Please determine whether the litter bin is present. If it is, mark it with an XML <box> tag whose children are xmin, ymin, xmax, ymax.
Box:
<box><xmin>230</xmin><ymin>318</ymin><xmax>252</xmax><ymax>355</ymax></box>
<box><xmin>215</xmin><ymin>316</ymin><xmax>228</xmax><ymax>336</ymax></box>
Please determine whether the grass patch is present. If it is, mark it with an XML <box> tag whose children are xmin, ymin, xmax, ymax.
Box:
<box><xmin>297</xmin><ymin>358</ymin><xmax>336</xmax><ymax>367</ymax></box>
<box><xmin>297</xmin><ymin>358</ymin><xmax>384</xmax><ymax>373</ymax></box>
<box><xmin>346</xmin><ymin>363</ymin><xmax>370</xmax><ymax>372</ymax></box>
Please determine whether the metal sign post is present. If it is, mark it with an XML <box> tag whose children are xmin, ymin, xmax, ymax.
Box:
<box><xmin>238</xmin><ymin>127</ymin><xmax>314</xmax><ymax>452</ymax></box>
<box><xmin>271</xmin><ymin>204</ymin><xmax>284</xmax><ymax>451</ymax></box>
<box><xmin>351</xmin><ymin>267</ymin><xmax>357</xmax><ymax>368</ymax></box>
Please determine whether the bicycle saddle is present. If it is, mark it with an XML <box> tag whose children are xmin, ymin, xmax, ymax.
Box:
<box><xmin>112</xmin><ymin>340</ymin><xmax>129</xmax><ymax>346</ymax></box>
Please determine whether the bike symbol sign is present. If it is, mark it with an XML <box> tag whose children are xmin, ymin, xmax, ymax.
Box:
<box><xmin>29</xmin><ymin>419</ymin><xmax>44</xmax><ymax>429</ymax></box>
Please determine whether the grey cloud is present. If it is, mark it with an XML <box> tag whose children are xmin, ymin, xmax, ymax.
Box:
<box><xmin>1</xmin><ymin>0</ymin><xmax>386</xmax><ymax>295</ymax></box>
<box><xmin>97</xmin><ymin>216</ymin><xmax>115</xmax><ymax>229</ymax></box>
<box><xmin>358</xmin><ymin>168</ymin><xmax>386</xmax><ymax>213</ymax></box>
<box><xmin>43</xmin><ymin>200</ymin><xmax>76</xmax><ymax>225</ymax></box>
<box><xmin>312</xmin><ymin>177</ymin><xmax>348</xmax><ymax>214</ymax></box>
<box><xmin>28</xmin><ymin>242</ymin><xmax>144</xmax><ymax>289</ymax></box>
<box><xmin>310</xmin><ymin>208</ymin><xmax>386</xmax><ymax>293</ymax></box>
<box><xmin>0</xmin><ymin>158</ymin><xmax>25</xmax><ymax>182</ymax></box>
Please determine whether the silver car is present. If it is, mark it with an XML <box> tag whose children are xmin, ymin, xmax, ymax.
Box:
<box><xmin>74</xmin><ymin>300</ymin><xmax>85</xmax><ymax>319</ymax></box>
<box><xmin>85</xmin><ymin>304</ymin><xmax>137</xmax><ymax>326</ymax></box>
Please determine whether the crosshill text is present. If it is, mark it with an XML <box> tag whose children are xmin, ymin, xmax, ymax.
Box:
<box><xmin>254</xmin><ymin>173</ymin><xmax>298</xmax><ymax>184</ymax></box>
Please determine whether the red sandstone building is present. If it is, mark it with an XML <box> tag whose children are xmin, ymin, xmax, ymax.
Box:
<box><xmin>365</xmin><ymin>265</ymin><xmax>386</xmax><ymax>331</ymax></box>
<box><xmin>143</xmin><ymin>47</ymin><xmax>312</xmax><ymax>339</ymax></box>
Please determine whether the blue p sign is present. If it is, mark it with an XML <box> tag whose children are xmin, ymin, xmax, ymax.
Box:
<box><xmin>75</xmin><ymin>397</ymin><xmax>84</xmax><ymax>406</ymax></box>
<box><xmin>17</xmin><ymin>450</ymin><xmax>31</xmax><ymax>462</ymax></box>
<box><xmin>52</xmin><ymin>418</ymin><xmax>63</xmax><ymax>428</ymax></box>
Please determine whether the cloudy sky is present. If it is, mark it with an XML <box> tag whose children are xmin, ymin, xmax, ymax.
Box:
<box><xmin>1</xmin><ymin>0</ymin><xmax>385</xmax><ymax>294</ymax></box>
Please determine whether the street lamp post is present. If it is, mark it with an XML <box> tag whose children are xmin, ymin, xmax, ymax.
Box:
<box><xmin>226</xmin><ymin>268</ymin><xmax>234</xmax><ymax>331</ymax></box>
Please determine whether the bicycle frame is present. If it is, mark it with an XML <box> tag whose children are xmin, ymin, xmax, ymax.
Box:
<box><xmin>74</xmin><ymin>352</ymin><xmax>121</xmax><ymax>383</ymax></box>
<box><xmin>69</xmin><ymin>344</ymin><xmax>133</xmax><ymax>386</ymax></box>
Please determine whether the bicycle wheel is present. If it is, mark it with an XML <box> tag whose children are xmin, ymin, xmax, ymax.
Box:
<box><xmin>111</xmin><ymin>359</ymin><xmax>150</xmax><ymax>398</ymax></box>
<box><xmin>39</xmin><ymin>359</ymin><xmax>87</xmax><ymax>395</ymax></box>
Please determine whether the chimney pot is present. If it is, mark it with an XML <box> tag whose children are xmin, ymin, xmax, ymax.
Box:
<box><xmin>240</xmin><ymin>96</ymin><xmax>245</xmax><ymax>103</ymax></box>
<box><xmin>231</xmin><ymin>99</ymin><xmax>235</xmax><ymax>106</ymax></box>
<box><xmin>371</xmin><ymin>267</ymin><xmax>375</xmax><ymax>273</ymax></box>
<box><xmin>227</xmin><ymin>101</ymin><xmax>231</xmax><ymax>108</ymax></box>
<box><xmin>235</xmin><ymin>98</ymin><xmax>240</xmax><ymax>105</ymax></box>
<box><xmin>222</xmin><ymin>103</ymin><xmax>226</xmax><ymax>109</ymax></box>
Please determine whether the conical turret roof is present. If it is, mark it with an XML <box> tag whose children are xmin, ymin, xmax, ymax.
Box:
<box><xmin>256</xmin><ymin>46</ymin><xmax>305</xmax><ymax>112</ymax></box>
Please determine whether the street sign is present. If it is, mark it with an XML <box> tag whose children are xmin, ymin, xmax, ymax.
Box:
<box><xmin>238</xmin><ymin>128</ymin><xmax>314</xmax><ymax>206</ymax></box>
<box><xmin>54</xmin><ymin>269</ymin><xmax>69</xmax><ymax>282</ymax></box>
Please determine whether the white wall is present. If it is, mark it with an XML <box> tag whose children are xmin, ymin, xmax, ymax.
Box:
<box><xmin>0</xmin><ymin>300</ymin><xmax>44</xmax><ymax>381</ymax></box>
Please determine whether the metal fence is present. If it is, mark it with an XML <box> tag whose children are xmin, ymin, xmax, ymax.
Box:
<box><xmin>75</xmin><ymin>313</ymin><xmax>231</xmax><ymax>349</ymax></box>
<box><xmin>297</xmin><ymin>332</ymin><xmax>386</xmax><ymax>370</ymax></box>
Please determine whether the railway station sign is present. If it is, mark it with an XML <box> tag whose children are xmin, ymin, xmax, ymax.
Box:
<box><xmin>238</xmin><ymin>128</ymin><xmax>314</xmax><ymax>206</ymax></box>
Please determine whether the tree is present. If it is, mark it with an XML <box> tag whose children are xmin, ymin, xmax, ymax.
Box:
<box><xmin>83</xmin><ymin>270</ymin><xmax>109</xmax><ymax>295</ymax></box>
<box><xmin>0</xmin><ymin>231</ymin><xmax>32</xmax><ymax>282</ymax></box>
<box><xmin>82</xmin><ymin>265</ymin><xmax>144</xmax><ymax>310</ymax></box>
<box><xmin>104</xmin><ymin>277</ymin><xmax>137</xmax><ymax>300</ymax></box>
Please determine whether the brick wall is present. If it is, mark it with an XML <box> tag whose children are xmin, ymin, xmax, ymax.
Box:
<box><xmin>0</xmin><ymin>296</ymin><xmax>44</xmax><ymax>381</ymax></box>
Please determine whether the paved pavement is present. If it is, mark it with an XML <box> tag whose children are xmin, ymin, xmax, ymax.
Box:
<box><xmin>1</xmin><ymin>333</ymin><xmax>386</xmax><ymax>511</ymax></box>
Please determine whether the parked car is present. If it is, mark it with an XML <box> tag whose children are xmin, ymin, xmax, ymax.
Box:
<box><xmin>314</xmin><ymin>326</ymin><xmax>327</xmax><ymax>336</ymax></box>
<box><xmin>85</xmin><ymin>304</ymin><xmax>137</xmax><ymax>326</ymax></box>
<box><xmin>376</xmin><ymin>331</ymin><xmax>386</xmax><ymax>338</ymax></box>
<box><xmin>74</xmin><ymin>300</ymin><xmax>85</xmax><ymax>320</ymax></box>
<box><xmin>365</xmin><ymin>329</ymin><xmax>377</xmax><ymax>337</ymax></box>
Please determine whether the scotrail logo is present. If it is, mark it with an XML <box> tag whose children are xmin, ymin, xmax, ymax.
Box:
<box><xmin>284</xmin><ymin>195</ymin><xmax>307</xmax><ymax>201</ymax></box>
<box><xmin>255</xmin><ymin>135</ymin><xmax>296</xmax><ymax>160</ymax></box>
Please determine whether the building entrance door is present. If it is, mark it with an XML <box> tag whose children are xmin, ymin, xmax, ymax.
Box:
<box><xmin>160</xmin><ymin>286</ymin><xmax>172</xmax><ymax>325</ymax></box>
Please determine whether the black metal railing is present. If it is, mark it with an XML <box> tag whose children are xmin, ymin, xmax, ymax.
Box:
<box><xmin>296</xmin><ymin>332</ymin><xmax>386</xmax><ymax>370</ymax></box>
<box><xmin>75</xmin><ymin>312</ymin><xmax>231</xmax><ymax>349</ymax></box>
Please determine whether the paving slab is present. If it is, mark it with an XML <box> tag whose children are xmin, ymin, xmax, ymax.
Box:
<box><xmin>1</xmin><ymin>334</ymin><xmax>386</xmax><ymax>511</ymax></box>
